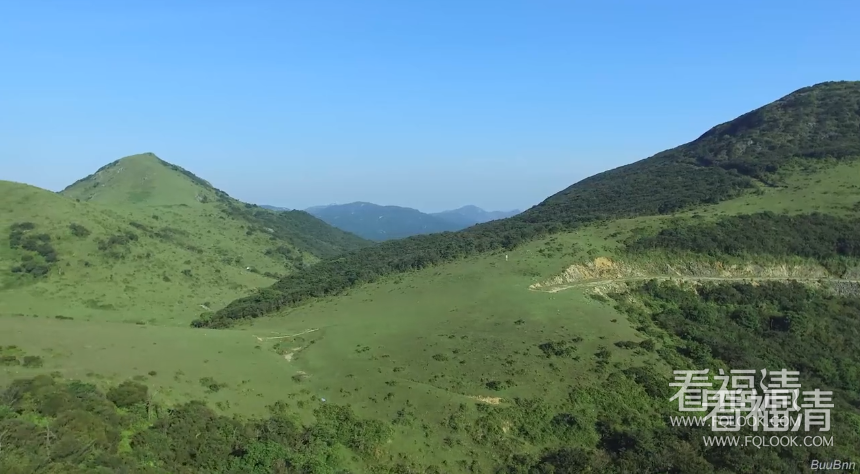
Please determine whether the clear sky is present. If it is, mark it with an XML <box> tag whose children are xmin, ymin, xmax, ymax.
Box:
<box><xmin>2</xmin><ymin>1</ymin><xmax>859</xmax><ymax>212</ymax></box>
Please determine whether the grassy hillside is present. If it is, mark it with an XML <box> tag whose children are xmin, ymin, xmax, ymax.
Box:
<box><xmin>0</xmin><ymin>154</ymin><xmax>370</xmax><ymax>325</ymax></box>
<box><xmin>307</xmin><ymin>201</ymin><xmax>465</xmax><ymax>241</ymax></box>
<box><xmin>61</xmin><ymin>153</ymin><xmax>370</xmax><ymax>259</ymax></box>
<box><xmin>200</xmin><ymin>80</ymin><xmax>860</xmax><ymax>328</ymax></box>
<box><xmin>62</xmin><ymin>152</ymin><xmax>219</xmax><ymax>206</ymax></box>
<box><xmin>0</xmin><ymin>180</ymin><xmax>270</xmax><ymax>324</ymax></box>
<box><xmin>6</xmin><ymin>160</ymin><xmax>860</xmax><ymax>472</ymax></box>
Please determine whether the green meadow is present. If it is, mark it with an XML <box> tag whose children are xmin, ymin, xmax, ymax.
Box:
<box><xmin>5</xmin><ymin>160</ymin><xmax>860</xmax><ymax>470</ymax></box>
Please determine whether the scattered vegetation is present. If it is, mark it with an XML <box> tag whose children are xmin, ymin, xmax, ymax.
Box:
<box><xmin>537</xmin><ymin>339</ymin><xmax>582</xmax><ymax>358</ymax></box>
<box><xmin>68</xmin><ymin>223</ymin><xmax>91</xmax><ymax>237</ymax></box>
<box><xmin>8</xmin><ymin>222</ymin><xmax>57</xmax><ymax>276</ymax></box>
<box><xmin>199</xmin><ymin>376</ymin><xmax>228</xmax><ymax>393</ymax></box>
<box><xmin>95</xmin><ymin>231</ymin><xmax>139</xmax><ymax>259</ymax></box>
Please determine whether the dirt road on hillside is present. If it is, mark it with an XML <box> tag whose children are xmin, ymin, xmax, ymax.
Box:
<box><xmin>529</xmin><ymin>275</ymin><xmax>860</xmax><ymax>293</ymax></box>
<box><xmin>531</xmin><ymin>275</ymin><xmax>860</xmax><ymax>294</ymax></box>
<box><xmin>529</xmin><ymin>257</ymin><xmax>860</xmax><ymax>294</ymax></box>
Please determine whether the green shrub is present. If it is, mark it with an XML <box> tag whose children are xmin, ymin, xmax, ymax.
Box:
<box><xmin>11</xmin><ymin>261</ymin><xmax>50</xmax><ymax>277</ymax></box>
<box><xmin>486</xmin><ymin>380</ymin><xmax>516</xmax><ymax>391</ymax></box>
<box><xmin>538</xmin><ymin>340</ymin><xmax>580</xmax><ymax>358</ymax></box>
<box><xmin>614</xmin><ymin>340</ymin><xmax>639</xmax><ymax>350</ymax></box>
<box><xmin>22</xmin><ymin>355</ymin><xmax>43</xmax><ymax>368</ymax></box>
<box><xmin>10</xmin><ymin>222</ymin><xmax>36</xmax><ymax>232</ymax></box>
<box><xmin>639</xmin><ymin>339</ymin><xmax>656</xmax><ymax>351</ymax></box>
<box><xmin>199</xmin><ymin>377</ymin><xmax>227</xmax><ymax>393</ymax></box>
<box><xmin>69</xmin><ymin>223</ymin><xmax>91</xmax><ymax>237</ymax></box>
<box><xmin>106</xmin><ymin>380</ymin><xmax>148</xmax><ymax>407</ymax></box>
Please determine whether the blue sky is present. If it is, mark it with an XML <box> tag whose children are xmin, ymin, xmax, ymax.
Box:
<box><xmin>2</xmin><ymin>1</ymin><xmax>859</xmax><ymax>212</ymax></box>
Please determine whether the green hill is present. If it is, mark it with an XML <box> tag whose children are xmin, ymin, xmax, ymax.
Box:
<box><xmin>60</xmin><ymin>153</ymin><xmax>370</xmax><ymax>259</ymax></box>
<box><xmin>8</xmin><ymin>160</ymin><xmax>859</xmax><ymax>472</ymax></box>
<box><xmin>61</xmin><ymin>152</ymin><xmax>220</xmax><ymax>206</ymax></box>
<box><xmin>1</xmin><ymin>154</ymin><xmax>371</xmax><ymax>325</ymax></box>
<box><xmin>5</xmin><ymin>82</ymin><xmax>860</xmax><ymax>473</ymax></box>
<box><xmin>306</xmin><ymin>201</ymin><xmax>465</xmax><ymax>240</ymax></box>
<box><xmin>200</xmin><ymin>80</ymin><xmax>860</xmax><ymax>328</ymax></box>
<box><xmin>178</xmin><ymin>80</ymin><xmax>860</xmax><ymax>470</ymax></box>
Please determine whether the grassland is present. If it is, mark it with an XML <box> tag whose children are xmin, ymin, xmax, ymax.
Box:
<box><xmin>0</xmin><ymin>154</ymin><xmax>370</xmax><ymax>326</ymax></box>
<box><xmin>4</xmin><ymin>161</ymin><xmax>860</xmax><ymax>470</ymax></box>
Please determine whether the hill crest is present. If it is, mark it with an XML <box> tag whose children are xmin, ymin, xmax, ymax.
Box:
<box><xmin>60</xmin><ymin>153</ymin><xmax>223</xmax><ymax>207</ymax></box>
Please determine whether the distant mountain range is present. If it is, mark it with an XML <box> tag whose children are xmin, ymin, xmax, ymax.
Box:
<box><xmin>276</xmin><ymin>202</ymin><xmax>521</xmax><ymax>241</ymax></box>
<box><xmin>430</xmin><ymin>205</ymin><xmax>520</xmax><ymax>228</ymax></box>
<box><xmin>260</xmin><ymin>205</ymin><xmax>291</xmax><ymax>212</ymax></box>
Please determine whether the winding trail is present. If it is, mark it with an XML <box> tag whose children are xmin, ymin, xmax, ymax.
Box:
<box><xmin>531</xmin><ymin>276</ymin><xmax>860</xmax><ymax>294</ymax></box>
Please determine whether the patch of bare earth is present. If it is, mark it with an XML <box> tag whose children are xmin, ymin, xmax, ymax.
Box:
<box><xmin>470</xmin><ymin>395</ymin><xmax>503</xmax><ymax>405</ymax></box>
<box><xmin>283</xmin><ymin>346</ymin><xmax>303</xmax><ymax>362</ymax></box>
<box><xmin>530</xmin><ymin>257</ymin><xmax>858</xmax><ymax>294</ymax></box>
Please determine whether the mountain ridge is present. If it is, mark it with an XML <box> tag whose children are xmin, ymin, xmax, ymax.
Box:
<box><xmin>261</xmin><ymin>202</ymin><xmax>522</xmax><ymax>240</ymax></box>
<box><xmin>305</xmin><ymin>201</ymin><xmax>463</xmax><ymax>241</ymax></box>
<box><xmin>431</xmin><ymin>205</ymin><xmax>521</xmax><ymax>227</ymax></box>
<box><xmin>198</xmin><ymin>80</ymin><xmax>860</xmax><ymax>328</ymax></box>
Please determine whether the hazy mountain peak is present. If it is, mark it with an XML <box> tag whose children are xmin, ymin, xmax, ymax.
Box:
<box><xmin>304</xmin><ymin>201</ymin><xmax>467</xmax><ymax>240</ymax></box>
<box><xmin>431</xmin><ymin>206</ymin><xmax>521</xmax><ymax>227</ymax></box>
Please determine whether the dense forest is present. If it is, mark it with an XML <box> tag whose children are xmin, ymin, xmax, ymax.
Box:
<box><xmin>601</xmin><ymin>280</ymin><xmax>860</xmax><ymax>470</ymax></box>
<box><xmin>8</xmin><ymin>280</ymin><xmax>860</xmax><ymax>472</ymax></box>
<box><xmin>625</xmin><ymin>211</ymin><xmax>860</xmax><ymax>274</ymax></box>
<box><xmin>0</xmin><ymin>374</ymin><xmax>397</xmax><ymax>473</ymax></box>
<box><xmin>498</xmin><ymin>280</ymin><xmax>860</xmax><ymax>472</ymax></box>
<box><xmin>197</xmin><ymin>81</ymin><xmax>860</xmax><ymax>328</ymax></box>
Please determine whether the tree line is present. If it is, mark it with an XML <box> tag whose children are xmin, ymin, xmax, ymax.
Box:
<box><xmin>625</xmin><ymin>211</ymin><xmax>860</xmax><ymax>274</ymax></box>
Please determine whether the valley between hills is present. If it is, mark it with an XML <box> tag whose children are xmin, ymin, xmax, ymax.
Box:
<box><xmin>3</xmin><ymin>81</ymin><xmax>860</xmax><ymax>472</ymax></box>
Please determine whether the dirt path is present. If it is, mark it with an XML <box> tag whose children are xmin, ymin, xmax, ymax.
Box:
<box><xmin>253</xmin><ymin>328</ymin><xmax>319</xmax><ymax>342</ymax></box>
<box><xmin>531</xmin><ymin>276</ymin><xmax>860</xmax><ymax>294</ymax></box>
